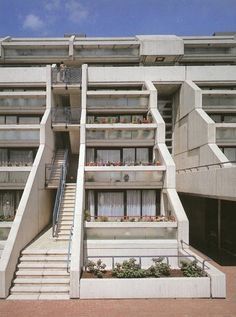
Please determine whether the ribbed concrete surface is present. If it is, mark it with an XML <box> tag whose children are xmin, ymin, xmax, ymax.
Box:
<box><xmin>0</xmin><ymin>263</ymin><xmax>235</xmax><ymax>317</ymax></box>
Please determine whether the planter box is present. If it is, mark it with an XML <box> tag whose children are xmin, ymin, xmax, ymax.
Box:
<box><xmin>80</xmin><ymin>277</ymin><xmax>211</xmax><ymax>299</ymax></box>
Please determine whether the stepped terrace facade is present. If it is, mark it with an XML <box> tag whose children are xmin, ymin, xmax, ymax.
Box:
<box><xmin>0</xmin><ymin>33</ymin><xmax>235</xmax><ymax>299</ymax></box>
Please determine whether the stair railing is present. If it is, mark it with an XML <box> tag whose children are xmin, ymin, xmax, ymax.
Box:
<box><xmin>52</xmin><ymin>149</ymin><xmax>69</xmax><ymax>237</ymax></box>
<box><xmin>177</xmin><ymin>160</ymin><xmax>236</xmax><ymax>173</ymax></box>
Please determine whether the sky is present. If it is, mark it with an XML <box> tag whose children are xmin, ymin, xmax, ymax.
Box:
<box><xmin>0</xmin><ymin>0</ymin><xmax>236</xmax><ymax>38</ymax></box>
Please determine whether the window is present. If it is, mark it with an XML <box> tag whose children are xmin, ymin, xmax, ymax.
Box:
<box><xmin>0</xmin><ymin>190</ymin><xmax>22</xmax><ymax>219</ymax></box>
<box><xmin>86</xmin><ymin>147</ymin><xmax>152</xmax><ymax>164</ymax></box>
<box><xmin>87</xmin><ymin>189</ymin><xmax>160</xmax><ymax>219</ymax></box>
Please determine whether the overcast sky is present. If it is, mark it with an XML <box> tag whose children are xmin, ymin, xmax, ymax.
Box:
<box><xmin>0</xmin><ymin>0</ymin><xmax>236</xmax><ymax>38</ymax></box>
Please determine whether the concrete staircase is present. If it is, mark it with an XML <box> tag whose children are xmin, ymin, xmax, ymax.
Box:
<box><xmin>56</xmin><ymin>183</ymin><xmax>76</xmax><ymax>240</ymax></box>
<box><xmin>7</xmin><ymin>183</ymin><xmax>76</xmax><ymax>300</ymax></box>
<box><xmin>8</xmin><ymin>249</ymin><xmax>70</xmax><ymax>300</ymax></box>
<box><xmin>47</xmin><ymin>149</ymin><xmax>67</xmax><ymax>189</ymax></box>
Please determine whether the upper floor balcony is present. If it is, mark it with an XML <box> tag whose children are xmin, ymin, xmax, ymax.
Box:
<box><xmin>0</xmin><ymin>127</ymin><xmax>40</xmax><ymax>146</ymax></box>
<box><xmin>202</xmin><ymin>90</ymin><xmax>236</xmax><ymax>112</ymax></box>
<box><xmin>0</xmin><ymin>92</ymin><xmax>46</xmax><ymax>114</ymax></box>
<box><xmin>86</xmin><ymin>128</ymin><xmax>155</xmax><ymax>146</ymax></box>
<box><xmin>84</xmin><ymin>165</ymin><xmax>165</xmax><ymax>189</ymax></box>
<box><xmin>52</xmin><ymin>67</ymin><xmax>82</xmax><ymax>85</ymax></box>
<box><xmin>86</xmin><ymin>113</ymin><xmax>153</xmax><ymax>125</ymax></box>
<box><xmin>87</xmin><ymin>91</ymin><xmax>150</xmax><ymax>113</ymax></box>
<box><xmin>216</xmin><ymin>125</ymin><xmax>236</xmax><ymax>146</ymax></box>
<box><xmin>51</xmin><ymin>106</ymin><xmax>81</xmax><ymax>129</ymax></box>
<box><xmin>0</xmin><ymin>168</ymin><xmax>30</xmax><ymax>189</ymax></box>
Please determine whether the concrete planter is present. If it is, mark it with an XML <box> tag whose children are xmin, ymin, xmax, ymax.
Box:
<box><xmin>80</xmin><ymin>277</ymin><xmax>211</xmax><ymax>299</ymax></box>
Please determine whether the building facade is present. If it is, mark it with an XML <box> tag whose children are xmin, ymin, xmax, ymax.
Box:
<box><xmin>0</xmin><ymin>33</ymin><xmax>235</xmax><ymax>299</ymax></box>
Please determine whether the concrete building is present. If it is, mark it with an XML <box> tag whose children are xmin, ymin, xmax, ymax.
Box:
<box><xmin>0</xmin><ymin>33</ymin><xmax>235</xmax><ymax>299</ymax></box>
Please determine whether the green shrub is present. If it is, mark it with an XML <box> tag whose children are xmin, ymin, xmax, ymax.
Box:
<box><xmin>180</xmin><ymin>260</ymin><xmax>205</xmax><ymax>277</ymax></box>
<box><xmin>86</xmin><ymin>259</ymin><xmax>106</xmax><ymax>278</ymax></box>
<box><xmin>112</xmin><ymin>258</ymin><xmax>146</xmax><ymax>278</ymax></box>
<box><xmin>146</xmin><ymin>257</ymin><xmax>170</xmax><ymax>277</ymax></box>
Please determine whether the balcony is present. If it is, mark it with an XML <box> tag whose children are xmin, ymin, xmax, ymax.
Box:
<box><xmin>85</xmin><ymin>166</ymin><xmax>165</xmax><ymax>189</ymax></box>
<box><xmin>52</xmin><ymin>67</ymin><xmax>82</xmax><ymax>84</ymax></box>
<box><xmin>216</xmin><ymin>125</ymin><xmax>236</xmax><ymax>145</ymax></box>
<box><xmin>51</xmin><ymin>107</ymin><xmax>81</xmax><ymax>129</ymax></box>
<box><xmin>0</xmin><ymin>169</ymin><xmax>30</xmax><ymax>189</ymax></box>
<box><xmin>86</xmin><ymin>129</ymin><xmax>155</xmax><ymax>146</ymax></box>
<box><xmin>202</xmin><ymin>92</ymin><xmax>236</xmax><ymax>112</ymax></box>
<box><xmin>0</xmin><ymin>128</ymin><xmax>39</xmax><ymax>146</ymax></box>
<box><xmin>0</xmin><ymin>94</ymin><xmax>46</xmax><ymax>113</ymax></box>
<box><xmin>86</xmin><ymin>113</ymin><xmax>153</xmax><ymax>124</ymax></box>
<box><xmin>84</xmin><ymin>221</ymin><xmax>177</xmax><ymax>240</ymax></box>
<box><xmin>87</xmin><ymin>92</ymin><xmax>149</xmax><ymax>113</ymax></box>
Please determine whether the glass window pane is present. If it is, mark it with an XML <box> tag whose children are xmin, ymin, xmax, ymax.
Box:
<box><xmin>97</xmin><ymin>150</ymin><xmax>120</xmax><ymax>163</ymax></box>
<box><xmin>224</xmin><ymin>148</ymin><xmax>236</xmax><ymax>161</ymax></box>
<box><xmin>123</xmin><ymin>148</ymin><xmax>135</xmax><ymax>164</ymax></box>
<box><xmin>127</xmin><ymin>190</ymin><xmax>141</xmax><ymax>217</ymax></box>
<box><xmin>137</xmin><ymin>148</ymin><xmax>149</xmax><ymax>163</ymax></box>
<box><xmin>142</xmin><ymin>190</ymin><xmax>156</xmax><ymax>216</ymax></box>
<box><xmin>224</xmin><ymin>115</ymin><xmax>236</xmax><ymax>123</ymax></box>
<box><xmin>6</xmin><ymin>116</ymin><xmax>17</xmax><ymax>124</ymax></box>
<box><xmin>97</xmin><ymin>192</ymin><xmax>124</xmax><ymax>218</ymax></box>
<box><xmin>19</xmin><ymin>117</ymin><xmax>40</xmax><ymax>124</ymax></box>
<box><xmin>0</xmin><ymin>149</ymin><xmax>8</xmax><ymax>165</ymax></box>
<box><xmin>210</xmin><ymin>114</ymin><xmax>221</xmax><ymax>123</ymax></box>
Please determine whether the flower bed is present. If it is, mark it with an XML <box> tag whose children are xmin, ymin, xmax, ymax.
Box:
<box><xmin>80</xmin><ymin>258</ymin><xmax>210</xmax><ymax>299</ymax></box>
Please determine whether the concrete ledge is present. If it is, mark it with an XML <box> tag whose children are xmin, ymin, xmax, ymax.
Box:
<box><xmin>80</xmin><ymin>277</ymin><xmax>210</xmax><ymax>299</ymax></box>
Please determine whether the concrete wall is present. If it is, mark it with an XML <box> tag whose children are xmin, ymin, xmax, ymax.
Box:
<box><xmin>174</xmin><ymin>81</ymin><xmax>226</xmax><ymax>170</ymax></box>
<box><xmin>0</xmin><ymin>66</ymin><xmax>55</xmax><ymax>297</ymax></box>
<box><xmin>87</xmin><ymin>65</ymin><xmax>236</xmax><ymax>84</ymax></box>
<box><xmin>70</xmin><ymin>64</ymin><xmax>87</xmax><ymax>298</ymax></box>
<box><xmin>0</xmin><ymin>109</ymin><xmax>55</xmax><ymax>296</ymax></box>
<box><xmin>0</xmin><ymin>67</ymin><xmax>46</xmax><ymax>84</ymax></box>
<box><xmin>177</xmin><ymin>166</ymin><xmax>236</xmax><ymax>201</ymax></box>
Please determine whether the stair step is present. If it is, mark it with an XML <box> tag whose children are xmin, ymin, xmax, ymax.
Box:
<box><xmin>18</xmin><ymin>262</ymin><xmax>68</xmax><ymax>269</ymax></box>
<box><xmin>16</xmin><ymin>270</ymin><xmax>69</xmax><ymax>277</ymax></box>
<box><xmin>57</xmin><ymin>225</ymin><xmax>73</xmax><ymax>230</ymax></box>
<box><xmin>8</xmin><ymin>293</ymin><xmax>70</xmax><ymax>300</ymax></box>
<box><xmin>19</xmin><ymin>256</ymin><xmax>68</xmax><ymax>262</ymax></box>
<box><xmin>11</xmin><ymin>285</ymin><xmax>69</xmax><ymax>293</ymax></box>
<box><xmin>14</xmin><ymin>278</ymin><xmax>69</xmax><ymax>284</ymax></box>
<box><xmin>22</xmin><ymin>249</ymin><xmax>67</xmax><ymax>255</ymax></box>
<box><xmin>55</xmin><ymin>237</ymin><xmax>70</xmax><ymax>241</ymax></box>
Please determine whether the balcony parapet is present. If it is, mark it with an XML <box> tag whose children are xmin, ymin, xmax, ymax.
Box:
<box><xmin>52</xmin><ymin>67</ymin><xmax>81</xmax><ymax>84</ymax></box>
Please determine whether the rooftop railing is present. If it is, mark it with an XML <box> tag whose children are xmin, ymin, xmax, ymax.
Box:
<box><xmin>51</xmin><ymin>107</ymin><xmax>81</xmax><ymax>125</ymax></box>
<box><xmin>177</xmin><ymin>160</ymin><xmax>236</xmax><ymax>173</ymax></box>
<box><xmin>52</xmin><ymin>67</ymin><xmax>82</xmax><ymax>84</ymax></box>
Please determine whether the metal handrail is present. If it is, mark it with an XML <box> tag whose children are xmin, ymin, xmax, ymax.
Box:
<box><xmin>84</xmin><ymin>254</ymin><xmax>208</xmax><ymax>273</ymax></box>
<box><xmin>177</xmin><ymin>160</ymin><xmax>236</xmax><ymax>173</ymax></box>
<box><xmin>51</xmin><ymin>107</ymin><xmax>81</xmax><ymax>125</ymax></box>
<box><xmin>180</xmin><ymin>239</ymin><xmax>211</xmax><ymax>271</ymax></box>
<box><xmin>66</xmin><ymin>225</ymin><xmax>74</xmax><ymax>273</ymax></box>
<box><xmin>52</xmin><ymin>149</ymin><xmax>69</xmax><ymax>237</ymax></box>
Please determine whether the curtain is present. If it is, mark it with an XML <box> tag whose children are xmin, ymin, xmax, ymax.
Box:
<box><xmin>86</xmin><ymin>148</ymin><xmax>94</xmax><ymax>162</ymax></box>
<box><xmin>97</xmin><ymin>149</ymin><xmax>120</xmax><ymax>163</ymax></box>
<box><xmin>123</xmin><ymin>148</ymin><xmax>135</xmax><ymax>164</ymax></box>
<box><xmin>0</xmin><ymin>192</ymin><xmax>15</xmax><ymax>217</ymax></box>
<box><xmin>87</xmin><ymin>190</ymin><xmax>95</xmax><ymax>219</ymax></box>
<box><xmin>142</xmin><ymin>190</ymin><xmax>156</xmax><ymax>216</ymax></box>
<box><xmin>10</xmin><ymin>150</ymin><xmax>33</xmax><ymax>165</ymax></box>
<box><xmin>137</xmin><ymin>148</ymin><xmax>149</xmax><ymax>163</ymax></box>
<box><xmin>127</xmin><ymin>190</ymin><xmax>141</xmax><ymax>216</ymax></box>
<box><xmin>0</xmin><ymin>149</ymin><xmax>8</xmax><ymax>165</ymax></box>
<box><xmin>97</xmin><ymin>192</ymin><xmax>124</xmax><ymax>218</ymax></box>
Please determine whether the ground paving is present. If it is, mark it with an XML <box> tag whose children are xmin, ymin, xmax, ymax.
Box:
<box><xmin>0</xmin><ymin>259</ymin><xmax>235</xmax><ymax>317</ymax></box>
